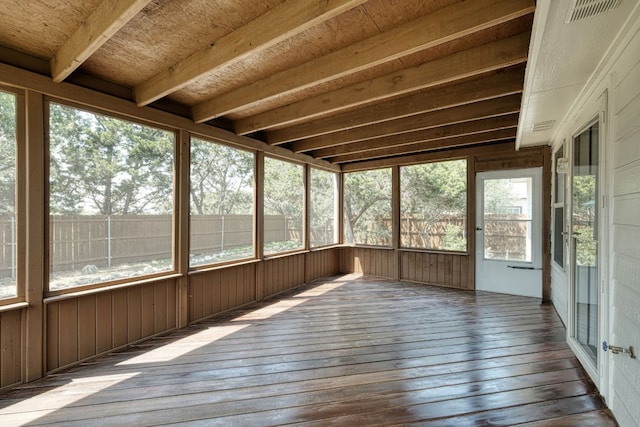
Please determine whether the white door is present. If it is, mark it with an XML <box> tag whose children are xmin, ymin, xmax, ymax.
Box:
<box><xmin>475</xmin><ymin>168</ymin><xmax>543</xmax><ymax>298</ymax></box>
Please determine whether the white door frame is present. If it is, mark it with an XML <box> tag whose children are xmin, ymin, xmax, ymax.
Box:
<box><xmin>475</xmin><ymin>168</ymin><xmax>543</xmax><ymax>298</ymax></box>
<box><xmin>566</xmin><ymin>96</ymin><xmax>610</xmax><ymax>398</ymax></box>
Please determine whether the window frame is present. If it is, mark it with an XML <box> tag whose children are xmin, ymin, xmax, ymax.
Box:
<box><xmin>45</xmin><ymin>98</ymin><xmax>179</xmax><ymax>295</ymax></box>
<box><xmin>552</xmin><ymin>143</ymin><xmax>567</xmax><ymax>270</ymax></box>
<box><xmin>0</xmin><ymin>85</ymin><xmax>24</xmax><ymax>305</ymax></box>
<box><xmin>188</xmin><ymin>135</ymin><xmax>257</xmax><ymax>269</ymax></box>
<box><xmin>343</xmin><ymin>167</ymin><xmax>393</xmax><ymax>248</ymax></box>
<box><xmin>309</xmin><ymin>166</ymin><xmax>339</xmax><ymax>249</ymax></box>
<box><xmin>399</xmin><ymin>159</ymin><xmax>468</xmax><ymax>253</ymax></box>
<box><xmin>262</xmin><ymin>155</ymin><xmax>306</xmax><ymax>257</ymax></box>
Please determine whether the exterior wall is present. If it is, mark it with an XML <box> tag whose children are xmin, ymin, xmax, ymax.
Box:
<box><xmin>548</xmin><ymin>7</ymin><xmax>640</xmax><ymax>425</ymax></box>
<box><xmin>610</xmin><ymin>21</ymin><xmax>640</xmax><ymax>427</ymax></box>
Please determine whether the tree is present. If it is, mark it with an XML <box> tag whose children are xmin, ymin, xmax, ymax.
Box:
<box><xmin>49</xmin><ymin>104</ymin><xmax>174</xmax><ymax>215</ymax></box>
<box><xmin>343</xmin><ymin>168</ymin><xmax>392</xmax><ymax>245</ymax></box>
<box><xmin>0</xmin><ymin>91</ymin><xmax>16</xmax><ymax>215</ymax></box>
<box><xmin>190</xmin><ymin>139</ymin><xmax>254</xmax><ymax>215</ymax></box>
<box><xmin>263</xmin><ymin>157</ymin><xmax>304</xmax><ymax>222</ymax></box>
<box><xmin>310</xmin><ymin>168</ymin><xmax>337</xmax><ymax>246</ymax></box>
<box><xmin>401</xmin><ymin>160</ymin><xmax>467</xmax><ymax>249</ymax></box>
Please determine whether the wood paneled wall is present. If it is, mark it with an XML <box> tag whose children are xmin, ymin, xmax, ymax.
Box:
<box><xmin>45</xmin><ymin>279</ymin><xmax>178</xmax><ymax>372</ymax></box>
<box><xmin>339</xmin><ymin>247</ymin><xmax>396</xmax><ymax>279</ymax></box>
<box><xmin>0</xmin><ymin>309</ymin><xmax>22</xmax><ymax>388</ymax></box>
<box><xmin>189</xmin><ymin>262</ymin><xmax>257</xmax><ymax>323</ymax></box>
<box><xmin>400</xmin><ymin>251</ymin><xmax>471</xmax><ymax>290</ymax></box>
<box><xmin>40</xmin><ymin>248</ymin><xmax>342</xmax><ymax>371</ymax></box>
<box><xmin>188</xmin><ymin>248</ymin><xmax>339</xmax><ymax>323</ymax></box>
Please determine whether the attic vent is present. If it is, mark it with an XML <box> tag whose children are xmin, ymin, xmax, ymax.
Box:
<box><xmin>532</xmin><ymin>120</ymin><xmax>555</xmax><ymax>132</ymax></box>
<box><xmin>566</xmin><ymin>0</ymin><xmax>622</xmax><ymax>23</ymax></box>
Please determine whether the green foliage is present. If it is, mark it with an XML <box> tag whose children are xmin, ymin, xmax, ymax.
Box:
<box><xmin>310</xmin><ymin>168</ymin><xmax>337</xmax><ymax>246</ymax></box>
<box><xmin>49</xmin><ymin>104</ymin><xmax>174</xmax><ymax>215</ymax></box>
<box><xmin>443</xmin><ymin>224</ymin><xmax>467</xmax><ymax>252</ymax></box>
<box><xmin>344</xmin><ymin>168</ymin><xmax>392</xmax><ymax>245</ymax></box>
<box><xmin>190</xmin><ymin>138</ymin><xmax>253</xmax><ymax>215</ymax></box>
<box><xmin>401</xmin><ymin>160</ymin><xmax>467</xmax><ymax>250</ymax></box>
<box><xmin>263</xmin><ymin>157</ymin><xmax>304</xmax><ymax>227</ymax></box>
<box><xmin>0</xmin><ymin>91</ymin><xmax>16</xmax><ymax>215</ymax></box>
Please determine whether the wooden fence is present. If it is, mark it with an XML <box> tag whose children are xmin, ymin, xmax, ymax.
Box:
<box><xmin>1</xmin><ymin>214</ymin><xmax>336</xmax><ymax>277</ymax></box>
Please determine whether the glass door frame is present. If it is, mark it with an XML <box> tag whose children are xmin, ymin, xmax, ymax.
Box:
<box><xmin>566</xmin><ymin>102</ymin><xmax>610</xmax><ymax>397</ymax></box>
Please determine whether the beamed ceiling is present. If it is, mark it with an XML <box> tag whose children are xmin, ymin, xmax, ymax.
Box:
<box><xmin>0</xmin><ymin>0</ymin><xmax>536</xmax><ymax>169</ymax></box>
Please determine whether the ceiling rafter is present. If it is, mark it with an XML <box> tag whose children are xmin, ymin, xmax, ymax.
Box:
<box><xmin>312</xmin><ymin>114</ymin><xmax>519</xmax><ymax>159</ymax></box>
<box><xmin>192</xmin><ymin>0</ymin><xmax>535</xmax><ymax>123</ymax></box>
<box><xmin>341</xmin><ymin>141</ymin><xmax>518</xmax><ymax>172</ymax></box>
<box><xmin>329</xmin><ymin>128</ymin><xmax>517</xmax><ymax>164</ymax></box>
<box><xmin>267</xmin><ymin>67</ymin><xmax>525</xmax><ymax>145</ymax></box>
<box><xmin>51</xmin><ymin>0</ymin><xmax>152</xmax><ymax>83</ymax></box>
<box><xmin>134</xmin><ymin>0</ymin><xmax>367</xmax><ymax>107</ymax></box>
<box><xmin>291</xmin><ymin>94</ymin><xmax>522</xmax><ymax>153</ymax></box>
<box><xmin>234</xmin><ymin>31</ymin><xmax>531</xmax><ymax>135</ymax></box>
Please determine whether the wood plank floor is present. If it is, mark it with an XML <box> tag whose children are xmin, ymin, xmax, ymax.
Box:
<box><xmin>0</xmin><ymin>275</ymin><xmax>618</xmax><ymax>426</ymax></box>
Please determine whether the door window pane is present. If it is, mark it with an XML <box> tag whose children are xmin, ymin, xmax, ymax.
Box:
<box><xmin>572</xmin><ymin>122</ymin><xmax>599</xmax><ymax>364</ymax></box>
<box><xmin>190</xmin><ymin>138</ymin><xmax>254</xmax><ymax>266</ymax></box>
<box><xmin>310</xmin><ymin>168</ymin><xmax>338</xmax><ymax>248</ymax></box>
<box><xmin>0</xmin><ymin>91</ymin><xmax>17</xmax><ymax>299</ymax></box>
<box><xmin>483</xmin><ymin>177</ymin><xmax>533</xmax><ymax>262</ymax></box>
<box><xmin>263</xmin><ymin>157</ymin><xmax>304</xmax><ymax>255</ymax></box>
<box><xmin>400</xmin><ymin>160</ymin><xmax>467</xmax><ymax>251</ymax></box>
<box><xmin>49</xmin><ymin>103</ymin><xmax>175</xmax><ymax>290</ymax></box>
<box><xmin>343</xmin><ymin>168</ymin><xmax>392</xmax><ymax>246</ymax></box>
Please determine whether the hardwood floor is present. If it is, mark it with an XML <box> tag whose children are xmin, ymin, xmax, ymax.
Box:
<box><xmin>0</xmin><ymin>274</ymin><xmax>617</xmax><ymax>426</ymax></box>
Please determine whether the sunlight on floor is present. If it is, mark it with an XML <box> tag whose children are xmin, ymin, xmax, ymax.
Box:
<box><xmin>0</xmin><ymin>372</ymin><xmax>138</xmax><ymax>426</ymax></box>
<box><xmin>232</xmin><ymin>298</ymin><xmax>308</xmax><ymax>321</ymax></box>
<box><xmin>117</xmin><ymin>324</ymin><xmax>250</xmax><ymax>365</ymax></box>
<box><xmin>295</xmin><ymin>280</ymin><xmax>346</xmax><ymax>297</ymax></box>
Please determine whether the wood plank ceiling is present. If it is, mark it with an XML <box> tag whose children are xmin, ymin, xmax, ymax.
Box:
<box><xmin>0</xmin><ymin>0</ymin><xmax>536</xmax><ymax>169</ymax></box>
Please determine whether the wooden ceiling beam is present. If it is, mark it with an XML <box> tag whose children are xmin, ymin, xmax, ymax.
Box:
<box><xmin>267</xmin><ymin>67</ymin><xmax>525</xmax><ymax>145</ymax></box>
<box><xmin>234</xmin><ymin>31</ymin><xmax>531</xmax><ymax>135</ymax></box>
<box><xmin>313</xmin><ymin>114</ymin><xmax>519</xmax><ymax>159</ymax></box>
<box><xmin>134</xmin><ymin>0</ymin><xmax>367</xmax><ymax>107</ymax></box>
<box><xmin>341</xmin><ymin>141</ymin><xmax>517</xmax><ymax>172</ymax></box>
<box><xmin>193</xmin><ymin>0</ymin><xmax>535</xmax><ymax>123</ymax></box>
<box><xmin>329</xmin><ymin>129</ymin><xmax>517</xmax><ymax>164</ymax></box>
<box><xmin>51</xmin><ymin>0</ymin><xmax>151</xmax><ymax>83</ymax></box>
<box><xmin>292</xmin><ymin>94</ymin><xmax>522</xmax><ymax>153</ymax></box>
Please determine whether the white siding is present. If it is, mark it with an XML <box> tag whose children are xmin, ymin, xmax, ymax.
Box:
<box><xmin>610</xmin><ymin>31</ymin><xmax>640</xmax><ymax>423</ymax></box>
<box><xmin>546</xmin><ymin>7</ymin><xmax>640</xmax><ymax>425</ymax></box>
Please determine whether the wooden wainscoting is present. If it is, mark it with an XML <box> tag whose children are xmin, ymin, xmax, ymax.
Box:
<box><xmin>189</xmin><ymin>248</ymin><xmax>340</xmax><ymax>323</ymax></box>
<box><xmin>189</xmin><ymin>262</ymin><xmax>257</xmax><ymax>324</ymax></box>
<box><xmin>45</xmin><ymin>278</ymin><xmax>178</xmax><ymax>372</ymax></box>
<box><xmin>305</xmin><ymin>248</ymin><xmax>340</xmax><ymax>284</ymax></box>
<box><xmin>262</xmin><ymin>253</ymin><xmax>307</xmax><ymax>299</ymax></box>
<box><xmin>400</xmin><ymin>251</ymin><xmax>472</xmax><ymax>290</ymax></box>
<box><xmin>0</xmin><ymin>309</ymin><xmax>22</xmax><ymax>388</ymax></box>
<box><xmin>339</xmin><ymin>247</ymin><xmax>396</xmax><ymax>278</ymax></box>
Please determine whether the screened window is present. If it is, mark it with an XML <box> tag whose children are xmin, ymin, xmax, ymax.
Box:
<box><xmin>483</xmin><ymin>176</ymin><xmax>533</xmax><ymax>262</ymax></box>
<box><xmin>343</xmin><ymin>168</ymin><xmax>392</xmax><ymax>246</ymax></box>
<box><xmin>552</xmin><ymin>144</ymin><xmax>566</xmax><ymax>268</ymax></box>
<box><xmin>309</xmin><ymin>168</ymin><xmax>338</xmax><ymax>248</ymax></box>
<box><xmin>48</xmin><ymin>103</ymin><xmax>175</xmax><ymax>290</ymax></box>
<box><xmin>263</xmin><ymin>157</ymin><xmax>304</xmax><ymax>255</ymax></box>
<box><xmin>0</xmin><ymin>90</ymin><xmax>17</xmax><ymax>299</ymax></box>
<box><xmin>190</xmin><ymin>138</ymin><xmax>255</xmax><ymax>266</ymax></box>
<box><xmin>400</xmin><ymin>160</ymin><xmax>467</xmax><ymax>251</ymax></box>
